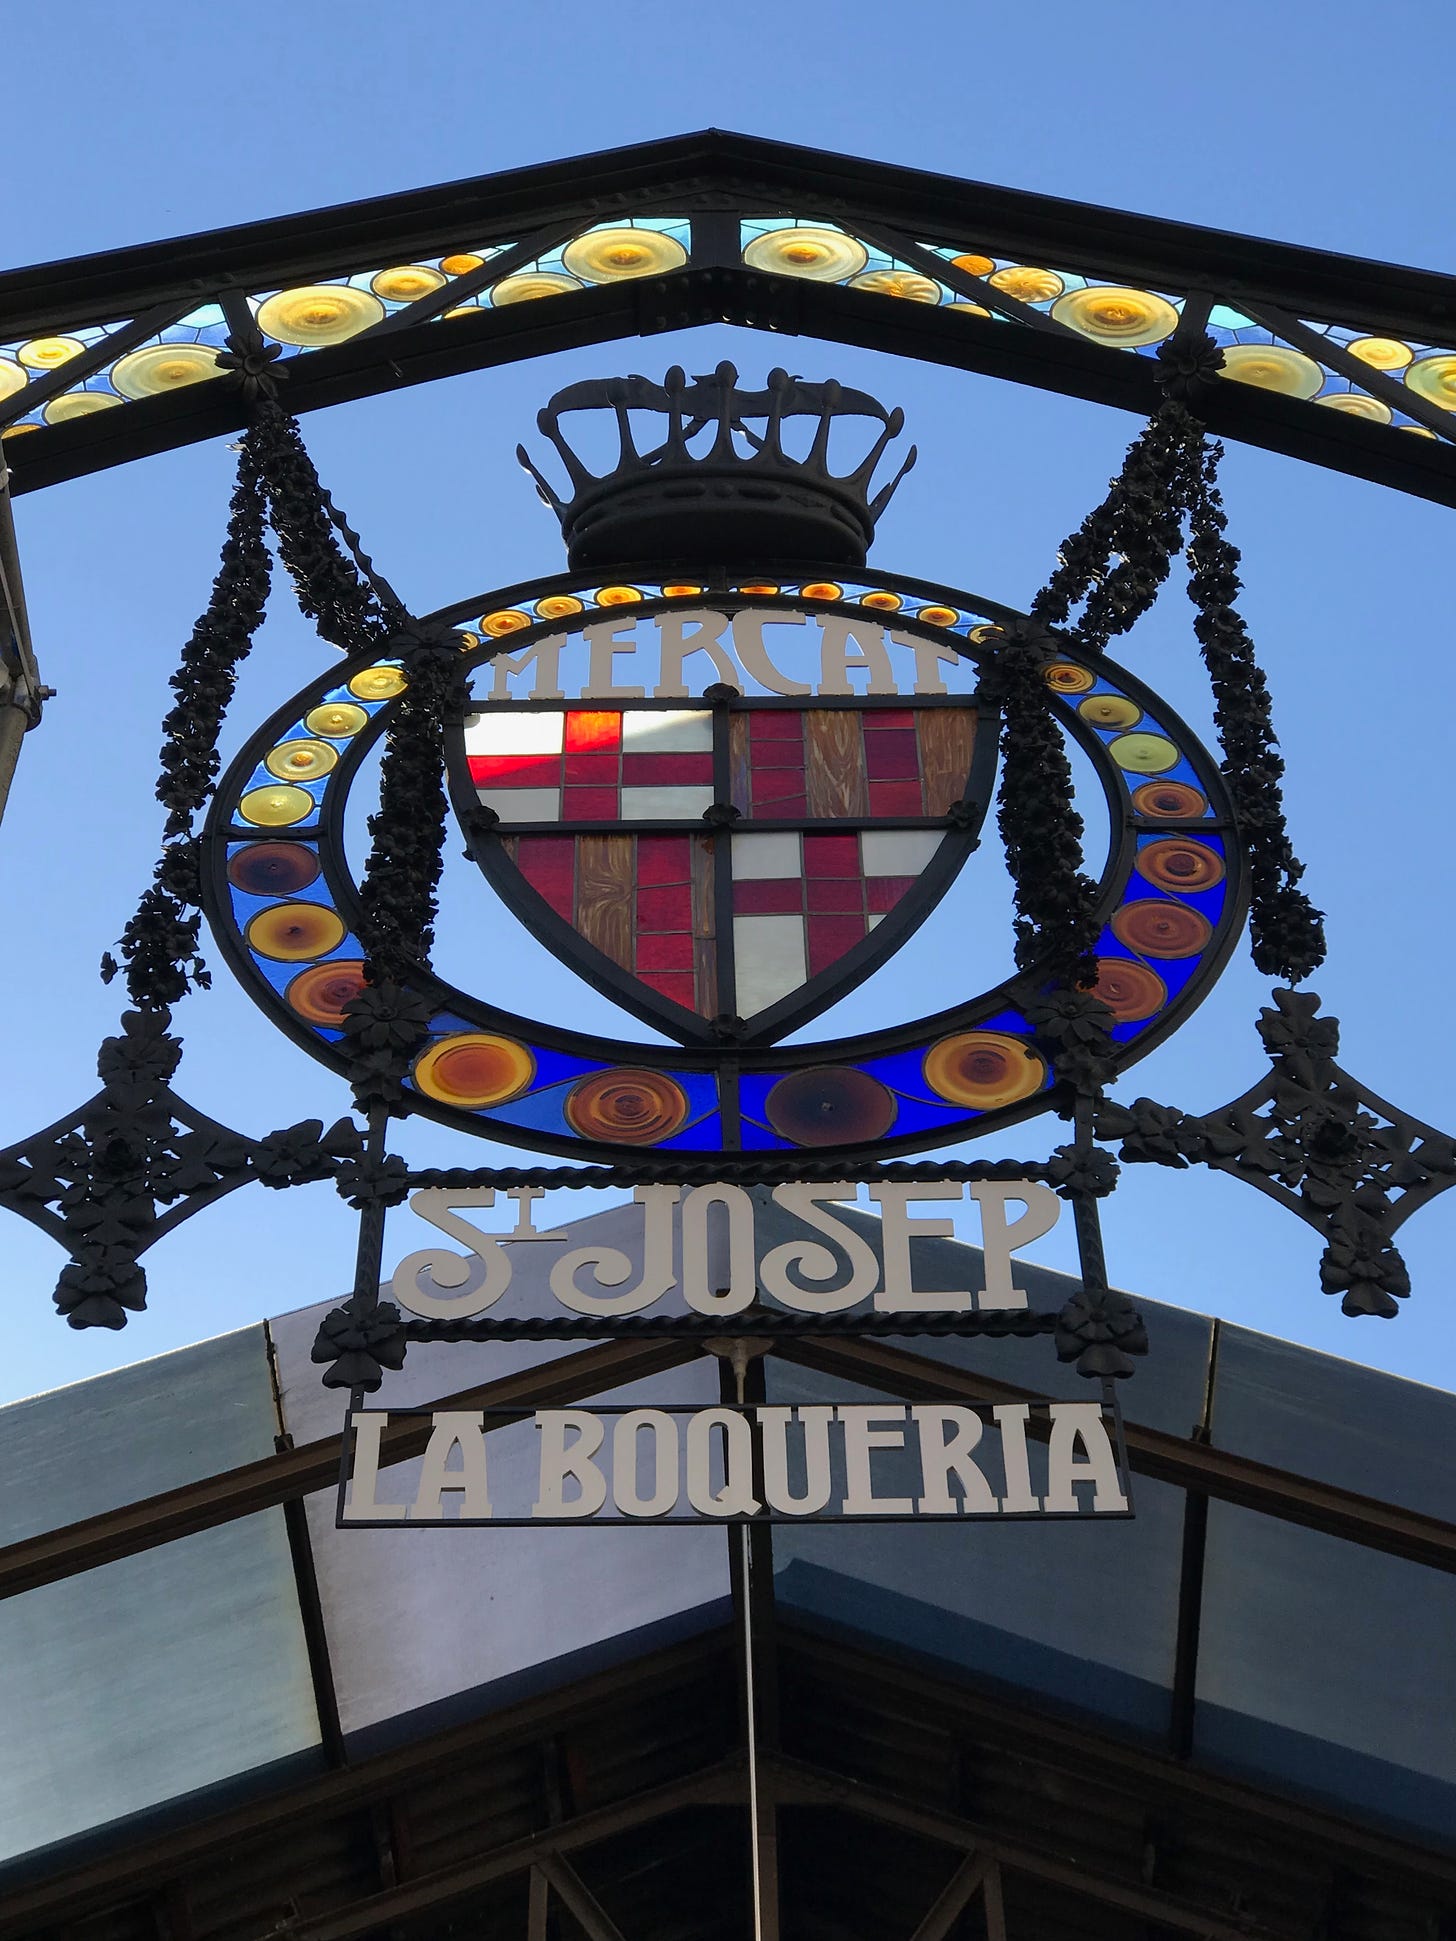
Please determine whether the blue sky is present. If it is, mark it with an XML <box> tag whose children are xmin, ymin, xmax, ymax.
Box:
<box><xmin>2</xmin><ymin>0</ymin><xmax>1453</xmax><ymax>1404</ymax></box>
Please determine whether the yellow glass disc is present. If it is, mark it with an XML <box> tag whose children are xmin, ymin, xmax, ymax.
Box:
<box><xmin>18</xmin><ymin>336</ymin><xmax>83</xmax><ymax>370</ymax></box>
<box><xmin>1405</xmin><ymin>355</ymin><xmax>1456</xmax><ymax>410</ymax></box>
<box><xmin>1078</xmin><ymin>694</ymin><xmax>1143</xmax><ymax>730</ymax></box>
<box><xmin>489</xmin><ymin>272</ymin><xmax>580</xmax><ymax>305</ymax></box>
<box><xmin>265</xmin><ymin>738</ymin><xmax>339</xmax><ymax>783</ymax></box>
<box><xmin>951</xmin><ymin>253</ymin><xmax>996</xmax><ymax>278</ymax></box>
<box><xmin>860</xmin><ymin>590</ymin><xmax>901</xmax><ymax>611</ymax></box>
<box><xmin>562</xmin><ymin>227</ymin><xmax>688</xmax><ymax>283</ymax></box>
<box><xmin>1043</xmin><ymin>661</ymin><xmax>1096</xmax><ymax>694</ymax></box>
<box><xmin>413</xmin><ymin>1033</ymin><xmax>536</xmax><ymax>1108</ymax></box>
<box><xmin>110</xmin><ymin>342</ymin><xmax>222</xmax><ymax>399</ymax></box>
<box><xmin>440</xmin><ymin>252</ymin><xmax>484</xmax><ymax>275</ymax></box>
<box><xmin>246</xmin><ymin>902</ymin><xmax>347</xmax><ymax>962</ymax></box>
<box><xmin>917</xmin><ymin>605</ymin><xmax>959</xmax><ymax>625</ymax></box>
<box><xmin>596</xmin><ymin>584</ymin><xmax>642</xmax><ymax>606</ymax></box>
<box><xmin>457</xmin><ymin>631</ymin><xmax>480</xmax><ymax>649</ymax></box>
<box><xmin>480</xmin><ymin>608</ymin><xmax>531</xmax><ymax>637</ymax></box>
<box><xmin>923</xmin><ymin>1032</ymin><xmax>1046</xmax><ymax>1109</ymax></box>
<box><xmin>304</xmin><ymin>702</ymin><xmax>369</xmax><ymax>739</ymax></box>
<box><xmin>989</xmin><ymin>266</ymin><xmax>1064</xmax><ymax>303</ymax></box>
<box><xmin>801</xmin><ymin>582</ymin><xmax>843</xmax><ymax>601</ymax></box>
<box><xmin>849</xmin><ymin>270</ymin><xmax>942</xmax><ymax>303</ymax></box>
<box><xmin>1348</xmin><ymin>336</ymin><xmax>1412</xmax><ymax>371</ymax></box>
<box><xmin>371</xmin><ymin>265</ymin><xmax>447</xmax><ymax>302</ymax></box>
<box><xmin>1051</xmin><ymin>285</ymin><xmax>1179</xmax><ymax>348</ymax></box>
<box><xmin>1316</xmin><ymin>392</ymin><xmax>1392</xmax><ymax>423</ymax></box>
<box><xmin>737</xmin><ymin>582</ymin><xmax>780</xmax><ymax>595</ymax></box>
<box><xmin>948</xmin><ymin>302</ymin><xmax>992</xmax><ymax>317</ymax></box>
<box><xmin>968</xmin><ymin>623</ymin><xmax>1004</xmax><ymax>644</ymax></box>
<box><xmin>256</xmin><ymin>285</ymin><xmax>385</xmax><ymax>347</ymax></box>
<box><xmin>1219</xmin><ymin>344</ymin><xmax>1324</xmax><ymax>399</ymax></box>
<box><xmin>0</xmin><ymin>359</ymin><xmax>26</xmax><ymax>400</ymax></box>
<box><xmin>348</xmin><ymin>665</ymin><xmax>408</xmax><ymax>701</ymax></box>
<box><xmin>742</xmin><ymin>227</ymin><xmax>870</xmax><ymax>282</ymax></box>
<box><xmin>1110</xmin><ymin>732</ymin><xmax>1179</xmax><ymax>774</ymax></box>
<box><xmin>1</xmin><ymin>424</ymin><xmax>38</xmax><ymax>438</ymax></box>
<box><xmin>239</xmin><ymin>783</ymin><xmax>315</xmax><ymax>827</ymax></box>
<box><xmin>42</xmin><ymin>392</ymin><xmax>120</xmax><ymax>423</ymax></box>
<box><xmin>661</xmin><ymin>584</ymin><xmax>702</xmax><ymax>599</ymax></box>
<box><xmin>442</xmin><ymin>305</ymin><xmax>480</xmax><ymax>319</ymax></box>
<box><xmin>1401</xmin><ymin>424</ymin><xmax>1438</xmax><ymax>438</ymax></box>
<box><xmin>535</xmin><ymin>594</ymin><xmax>584</xmax><ymax>618</ymax></box>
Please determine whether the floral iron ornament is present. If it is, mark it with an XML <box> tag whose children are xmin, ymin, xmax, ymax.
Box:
<box><xmin>1097</xmin><ymin>989</ymin><xmax>1456</xmax><ymax>1317</ymax></box>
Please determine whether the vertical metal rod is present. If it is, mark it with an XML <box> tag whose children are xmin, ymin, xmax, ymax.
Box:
<box><xmin>731</xmin><ymin>1342</ymin><xmax>765</xmax><ymax>1941</ymax></box>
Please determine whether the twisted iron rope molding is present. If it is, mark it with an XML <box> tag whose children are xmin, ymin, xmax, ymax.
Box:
<box><xmin>398</xmin><ymin>1310</ymin><xmax>1059</xmax><ymax>1343</ymax></box>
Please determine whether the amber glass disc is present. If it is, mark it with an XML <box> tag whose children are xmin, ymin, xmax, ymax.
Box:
<box><xmin>917</xmin><ymin>605</ymin><xmax>959</xmax><ymax>626</ymax></box>
<box><xmin>950</xmin><ymin>253</ymin><xmax>996</xmax><ymax>278</ymax></box>
<box><xmin>1090</xmin><ymin>959</ymin><xmax>1167</xmax><ymax>1022</ymax></box>
<box><xmin>1078</xmin><ymin>693</ymin><xmax>1143</xmax><ymax>730</ymax></box>
<box><xmin>227</xmin><ymin>842</ymin><xmax>320</xmax><ymax>896</ymax></box>
<box><xmin>1348</xmin><ymin>336</ymin><xmax>1412</xmax><ymax>371</ymax></box>
<box><xmin>562</xmin><ymin>227</ymin><xmax>688</xmax><ymax>283</ymax></box>
<box><xmin>849</xmin><ymin>270</ymin><xmax>941</xmax><ymax>303</ymax></box>
<box><xmin>42</xmin><ymin>392</ymin><xmax>120</xmax><ymax>423</ymax></box>
<box><xmin>348</xmin><ymin>665</ymin><xmax>408</xmax><ymax>701</ymax></box>
<box><xmin>1219</xmin><ymin>344</ymin><xmax>1324</xmax><ymax>399</ymax></box>
<box><xmin>596</xmin><ymin>585</ymin><xmax>642</xmax><ymax>606</ymax></box>
<box><xmin>18</xmin><ymin>336</ymin><xmax>83</xmax><ymax>370</ymax></box>
<box><xmin>239</xmin><ymin>783</ymin><xmax>314</xmax><ymax>827</ymax></box>
<box><xmin>371</xmin><ymin>265</ymin><xmax>446</xmax><ymax>302</ymax></box>
<box><xmin>480</xmin><ymin>608</ymin><xmax>531</xmax><ymax>636</ymax></box>
<box><xmin>922</xmin><ymin>1032</ymin><xmax>1046</xmax><ymax>1109</ymax></box>
<box><xmin>1111</xmin><ymin>900</ymin><xmax>1212</xmax><ymax>959</ymax></box>
<box><xmin>246</xmin><ymin>902</ymin><xmax>347</xmax><ymax>962</ymax></box>
<box><xmin>535</xmin><ymin>594</ymin><xmax>584</xmax><ymax>619</ymax></box>
<box><xmin>440</xmin><ymin>252</ymin><xmax>484</xmax><ymax>275</ymax></box>
<box><xmin>265</xmin><ymin>738</ymin><xmax>339</xmax><ymax>784</ymax></box>
<box><xmin>489</xmin><ymin>272</ymin><xmax>580</xmax><ymax>305</ymax></box>
<box><xmin>110</xmin><ymin>343</ymin><xmax>222</xmax><ymax>399</ymax></box>
<box><xmin>988</xmin><ymin>266</ymin><xmax>1064</xmax><ymax>303</ymax></box>
<box><xmin>1132</xmin><ymin>780</ymin><xmax>1207</xmax><ymax>819</ymax></box>
<box><xmin>948</xmin><ymin>302</ymin><xmax>992</xmax><ymax>317</ymax></box>
<box><xmin>1138</xmin><ymin>838</ymin><xmax>1225</xmax><ymax>892</ymax></box>
<box><xmin>742</xmin><ymin>227</ymin><xmax>869</xmax><ymax>282</ymax></box>
<box><xmin>565</xmin><ymin>1068</ymin><xmax>688</xmax><ymax>1144</ymax></box>
<box><xmin>1405</xmin><ymin>355</ymin><xmax>1456</xmax><ymax>410</ymax></box>
<box><xmin>287</xmin><ymin>960</ymin><xmax>369</xmax><ymax>1028</ymax></box>
<box><xmin>256</xmin><ymin>285</ymin><xmax>385</xmax><ymax>347</ymax></box>
<box><xmin>764</xmin><ymin>1067</ymin><xmax>897</xmax><ymax>1146</ymax></box>
<box><xmin>801</xmin><ymin>582</ymin><xmax>843</xmax><ymax>601</ymax></box>
<box><xmin>1044</xmin><ymin>661</ymin><xmax>1096</xmax><ymax>695</ymax></box>
<box><xmin>1316</xmin><ymin>392</ymin><xmax>1392</xmax><ymax>423</ymax></box>
<box><xmin>661</xmin><ymin>584</ymin><xmax>703</xmax><ymax>598</ymax></box>
<box><xmin>414</xmin><ymin>1033</ymin><xmax>537</xmax><ymax>1108</ymax></box>
<box><xmin>1051</xmin><ymin>285</ymin><xmax>1178</xmax><ymax>347</ymax></box>
<box><xmin>859</xmin><ymin>590</ymin><xmax>901</xmax><ymax>611</ymax></box>
<box><xmin>304</xmin><ymin>702</ymin><xmax>368</xmax><ymax>739</ymax></box>
<box><xmin>1110</xmin><ymin>732</ymin><xmax>1178</xmax><ymax>774</ymax></box>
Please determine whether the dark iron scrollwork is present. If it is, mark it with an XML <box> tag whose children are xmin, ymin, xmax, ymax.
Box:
<box><xmin>1097</xmin><ymin>989</ymin><xmax>1456</xmax><ymax>1317</ymax></box>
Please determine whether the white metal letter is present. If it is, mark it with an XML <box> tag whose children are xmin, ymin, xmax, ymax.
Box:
<box><xmin>760</xmin><ymin>1184</ymin><xmax>880</xmax><ymax>1312</ymax></box>
<box><xmin>839</xmin><ymin>1405</ymin><xmax>913</xmax><ymax>1514</ymax></box>
<box><xmin>584</xmin><ymin>620</ymin><xmax>646</xmax><ymax>698</ymax></box>
<box><xmin>729</xmin><ymin>612</ymin><xmax>811</xmax><ymax>695</ymax></box>
<box><xmin>392</xmin><ymin>1187</ymin><xmax>514</xmax><ymax>1320</ymax></box>
<box><xmin>532</xmin><ymin>1410</ymin><xmax>608</xmax><ymax>1518</ymax></box>
<box><xmin>912</xmin><ymin>1406</ymin><xmax>999</xmax><ymax>1515</ymax></box>
<box><xmin>346</xmin><ymin>1413</ymin><xmax>407</xmax><ymax>1521</ymax></box>
<box><xmin>549</xmin><ymin>1185</ymin><xmax>680</xmax><ymax>1314</ymax></box>
<box><xmin>682</xmin><ymin>1183</ymin><xmax>756</xmax><ymax>1314</ymax></box>
<box><xmin>869</xmin><ymin>1181</ymin><xmax>969</xmax><ymax>1312</ymax></box>
<box><xmin>968</xmin><ymin>1180</ymin><xmax>1061</xmax><ymax>1309</ymax></box>
<box><xmin>612</xmin><ymin>1409</ymin><xmax>680</xmax><ymax>1519</ymax></box>
<box><xmin>487</xmin><ymin>634</ymin><xmax>566</xmax><ymax>700</ymax></box>
<box><xmin>685</xmin><ymin>1408</ymin><xmax>760</xmax><ymax>1516</ymax></box>
<box><xmin>817</xmin><ymin>616</ymin><xmax>898</xmax><ymax>695</ymax></box>
<box><xmin>1045</xmin><ymin>1402</ymin><xmax>1129</xmax><ymax>1513</ymax></box>
<box><xmin>759</xmin><ymin>1406</ymin><xmax>834</xmax><ymax>1515</ymax></box>
<box><xmin>993</xmin><ymin>1402</ymin><xmax>1041</xmax><ymax>1512</ymax></box>
<box><xmin>653</xmin><ymin>609</ymin><xmax>741</xmax><ymax>697</ymax></box>
<box><xmin>410</xmin><ymin>1412</ymin><xmax>493</xmax><ymax>1521</ymax></box>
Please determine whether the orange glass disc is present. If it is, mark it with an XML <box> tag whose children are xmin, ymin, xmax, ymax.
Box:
<box><xmin>246</xmin><ymin>902</ymin><xmax>347</xmax><ymax>962</ymax></box>
<box><xmin>287</xmin><ymin>960</ymin><xmax>369</xmax><ymax>1028</ymax></box>
<box><xmin>923</xmin><ymin>1032</ymin><xmax>1046</xmax><ymax>1109</ymax></box>
<box><xmin>413</xmin><ymin>1033</ymin><xmax>537</xmax><ymax>1108</ymax></box>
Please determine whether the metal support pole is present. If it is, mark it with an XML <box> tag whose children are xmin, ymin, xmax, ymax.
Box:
<box><xmin>0</xmin><ymin>455</ymin><xmax>45</xmax><ymax>831</ymax></box>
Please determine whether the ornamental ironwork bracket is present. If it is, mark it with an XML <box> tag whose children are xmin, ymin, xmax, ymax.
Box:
<box><xmin>1096</xmin><ymin>988</ymin><xmax>1456</xmax><ymax>1317</ymax></box>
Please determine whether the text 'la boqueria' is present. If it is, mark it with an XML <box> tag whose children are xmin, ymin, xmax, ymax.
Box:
<box><xmin>339</xmin><ymin>1402</ymin><xmax>1132</xmax><ymax>1526</ymax></box>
